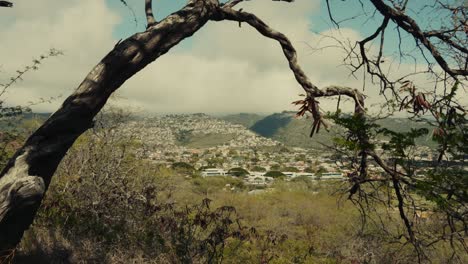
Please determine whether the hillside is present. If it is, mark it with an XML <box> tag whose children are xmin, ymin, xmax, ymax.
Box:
<box><xmin>219</xmin><ymin>113</ymin><xmax>266</xmax><ymax>128</ymax></box>
<box><xmin>122</xmin><ymin>113</ymin><xmax>279</xmax><ymax>150</ymax></box>
<box><xmin>248</xmin><ymin>112</ymin><xmax>436</xmax><ymax>149</ymax></box>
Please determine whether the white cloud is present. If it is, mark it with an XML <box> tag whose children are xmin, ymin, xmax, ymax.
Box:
<box><xmin>1</xmin><ymin>0</ymin><xmax>447</xmax><ymax>115</ymax></box>
<box><xmin>117</xmin><ymin>0</ymin><xmax>378</xmax><ymax>114</ymax></box>
<box><xmin>0</xmin><ymin>0</ymin><xmax>120</xmax><ymax>112</ymax></box>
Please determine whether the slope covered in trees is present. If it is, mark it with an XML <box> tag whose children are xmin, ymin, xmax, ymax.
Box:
<box><xmin>249</xmin><ymin>112</ymin><xmax>437</xmax><ymax>149</ymax></box>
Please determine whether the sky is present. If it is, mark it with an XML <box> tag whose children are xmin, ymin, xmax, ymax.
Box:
<box><xmin>0</xmin><ymin>0</ymin><xmax>455</xmax><ymax>115</ymax></box>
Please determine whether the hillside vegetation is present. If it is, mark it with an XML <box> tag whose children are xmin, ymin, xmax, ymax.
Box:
<box><xmin>244</xmin><ymin>111</ymin><xmax>436</xmax><ymax>149</ymax></box>
<box><xmin>6</xmin><ymin>111</ymin><xmax>462</xmax><ymax>263</ymax></box>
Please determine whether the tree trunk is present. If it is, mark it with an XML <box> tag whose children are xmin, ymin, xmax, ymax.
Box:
<box><xmin>0</xmin><ymin>0</ymin><xmax>219</xmax><ymax>255</ymax></box>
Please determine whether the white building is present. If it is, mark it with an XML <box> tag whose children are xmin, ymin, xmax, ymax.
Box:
<box><xmin>245</xmin><ymin>175</ymin><xmax>274</xmax><ymax>186</ymax></box>
<box><xmin>201</xmin><ymin>168</ymin><xmax>227</xmax><ymax>177</ymax></box>
<box><xmin>295</xmin><ymin>172</ymin><xmax>315</xmax><ymax>178</ymax></box>
<box><xmin>282</xmin><ymin>172</ymin><xmax>315</xmax><ymax>178</ymax></box>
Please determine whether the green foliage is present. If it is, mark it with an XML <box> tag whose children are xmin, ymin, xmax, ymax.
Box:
<box><xmin>251</xmin><ymin>165</ymin><xmax>266</xmax><ymax>172</ymax></box>
<box><xmin>228</xmin><ymin>167</ymin><xmax>249</xmax><ymax>177</ymax></box>
<box><xmin>329</xmin><ymin>112</ymin><xmax>378</xmax><ymax>152</ymax></box>
<box><xmin>379</xmin><ymin>127</ymin><xmax>429</xmax><ymax>158</ymax></box>
<box><xmin>250</xmin><ymin>111</ymin><xmax>292</xmax><ymax>137</ymax></box>
<box><xmin>315</xmin><ymin>166</ymin><xmax>327</xmax><ymax>175</ymax></box>
<box><xmin>174</xmin><ymin>129</ymin><xmax>193</xmax><ymax>145</ymax></box>
<box><xmin>280</xmin><ymin>166</ymin><xmax>299</xmax><ymax>172</ymax></box>
<box><xmin>198</xmin><ymin>165</ymin><xmax>215</xmax><ymax>171</ymax></box>
<box><xmin>171</xmin><ymin>161</ymin><xmax>195</xmax><ymax>173</ymax></box>
<box><xmin>264</xmin><ymin>171</ymin><xmax>285</xmax><ymax>178</ymax></box>
<box><xmin>270</xmin><ymin>164</ymin><xmax>280</xmax><ymax>171</ymax></box>
<box><xmin>9</xmin><ymin>107</ymin><xmax>465</xmax><ymax>263</ymax></box>
<box><xmin>191</xmin><ymin>176</ymin><xmax>245</xmax><ymax>195</ymax></box>
<box><xmin>326</xmin><ymin>82</ymin><xmax>467</xmax><ymax>261</ymax></box>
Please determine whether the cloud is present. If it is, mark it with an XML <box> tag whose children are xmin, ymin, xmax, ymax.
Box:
<box><xmin>0</xmin><ymin>0</ymin><xmax>120</xmax><ymax>112</ymax></box>
<box><xmin>1</xmin><ymin>0</ymin><xmax>447</xmax><ymax>115</ymax></box>
<box><xmin>117</xmin><ymin>0</ymin><xmax>378</xmax><ymax>114</ymax></box>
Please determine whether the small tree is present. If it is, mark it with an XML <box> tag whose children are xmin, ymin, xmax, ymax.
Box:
<box><xmin>228</xmin><ymin>167</ymin><xmax>249</xmax><ymax>177</ymax></box>
<box><xmin>280</xmin><ymin>166</ymin><xmax>299</xmax><ymax>172</ymax></box>
<box><xmin>251</xmin><ymin>166</ymin><xmax>266</xmax><ymax>172</ymax></box>
<box><xmin>171</xmin><ymin>162</ymin><xmax>195</xmax><ymax>174</ymax></box>
<box><xmin>264</xmin><ymin>171</ymin><xmax>285</xmax><ymax>178</ymax></box>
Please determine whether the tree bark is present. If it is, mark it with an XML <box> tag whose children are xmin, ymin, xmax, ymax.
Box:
<box><xmin>0</xmin><ymin>0</ymin><xmax>219</xmax><ymax>255</ymax></box>
<box><xmin>0</xmin><ymin>0</ymin><xmax>366</xmax><ymax>255</ymax></box>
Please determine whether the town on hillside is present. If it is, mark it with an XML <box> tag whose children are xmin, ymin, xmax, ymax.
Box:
<box><xmin>119</xmin><ymin>114</ymin><xmax>439</xmax><ymax>188</ymax></box>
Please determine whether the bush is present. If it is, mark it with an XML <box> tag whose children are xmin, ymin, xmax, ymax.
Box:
<box><xmin>171</xmin><ymin>162</ymin><xmax>195</xmax><ymax>173</ymax></box>
<box><xmin>228</xmin><ymin>167</ymin><xmax>249</xmax><ymax>177</ymax></box>
<box><xmin>264</xmin><ymin>171</ymin><xmax>285</xmax><ymax>178</ymax></box>
<box><xmin>251</xmin><ymin>166</ymin><xmax>266</xmax><ymax>172</ymax></box>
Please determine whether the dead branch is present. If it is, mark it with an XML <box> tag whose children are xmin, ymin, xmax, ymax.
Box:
<box><xmin>145</xmin><ymin>0</ymin><xmax>156</xmax><ymax>28</ymax></box>
<box><xmin>369</xmin><ymin>0</ymin><xmax>468</xmax><ymax>78</ymax></box>
<box><xmin>0</xmin><ymin>1</ymin><xmax>12</xmax><ymax>8</ymax></box>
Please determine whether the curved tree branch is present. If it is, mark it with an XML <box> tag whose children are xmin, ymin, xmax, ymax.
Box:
<box><xmin>213</xmin><ymin>6</ymin><xmax>366</xmax><ymax>118</ymax></box>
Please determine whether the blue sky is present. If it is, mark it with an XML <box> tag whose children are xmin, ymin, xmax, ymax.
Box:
<box><xmin>107</xmin><ymin>0</ymin><xmax>188</xmax><ymax>39</ymax></box>
<box><xmin>107</xmin><ymin>0</ymin><xmax>375</xmax><ymax>39</ymax></box>
<box><xmin>106</xmin><ymin>0</ymin><xmax>426</xmax><ymax>61</ymax></box>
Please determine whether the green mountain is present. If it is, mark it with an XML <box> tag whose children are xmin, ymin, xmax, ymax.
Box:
<box><xmin>249</xmin><ymin>112</ymin><xmax>436</xmax><ymax>149</ymax></box>
<box><xmin>250</xmin><ymin>111</ymin><xmax>339</xmax><ymax>149</ymax></box>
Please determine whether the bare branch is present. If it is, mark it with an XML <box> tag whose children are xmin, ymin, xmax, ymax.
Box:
<box><xmin>325</xmin><ymin>0</ymin><xmax>340</xmax><ymax>28</ymax></box>
<box><xmin>145</xmin><ymin>0</ymin><xmax>156</xmax><ymax>28</ymax></box>
<box><xmin>214</xmin><ymin>7</ymin><xmax>365</xmax><ymax>116</ymax></box>
<box><xmin>223</xmin><ymin>0</ymin><xmax>295</xmax><ymax>9</ymax></box>
<box><xmin>369</xmin><ymin>0</ymin><xmax>468</xmax><ymax>78</ymax></box>
<box><xmin>0</xmin><ymin>1</ymin><xmax>12</xmax><ymax>8</ymax></box>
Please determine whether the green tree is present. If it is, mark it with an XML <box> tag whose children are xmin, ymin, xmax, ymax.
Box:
<box><xmin>228</xmin><ymin>167</ymin><xmax>249</xmax><ymax>177</ymax></box>
<box><xmin>270</xmin><ymin>164</ymin><xmax>280</xmax><ymax>171</ymax></box>
<box><xmin>171</xmin><ymin>162</ymin><xmax>195</xmax><ymax>174</ymax></box>
<box><xmin>280</xmin><ymin>166</ymin><xmax>299</xmax><ymax>172</ymax></box>
<box><xmin>264</xmin><ymin>171</ymin><xmax>285</xmax><ymax>178</ymax></box>
<box><xmin>251</xmin><ymin>166</ymin><xmax>266</xmax><ymax>172</ymax></box>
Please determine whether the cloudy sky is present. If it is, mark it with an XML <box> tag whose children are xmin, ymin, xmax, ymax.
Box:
<box><xmin>0</xmin><ymin>0</ymin><xmax>446</xmax><ymax>114</ymax></box>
